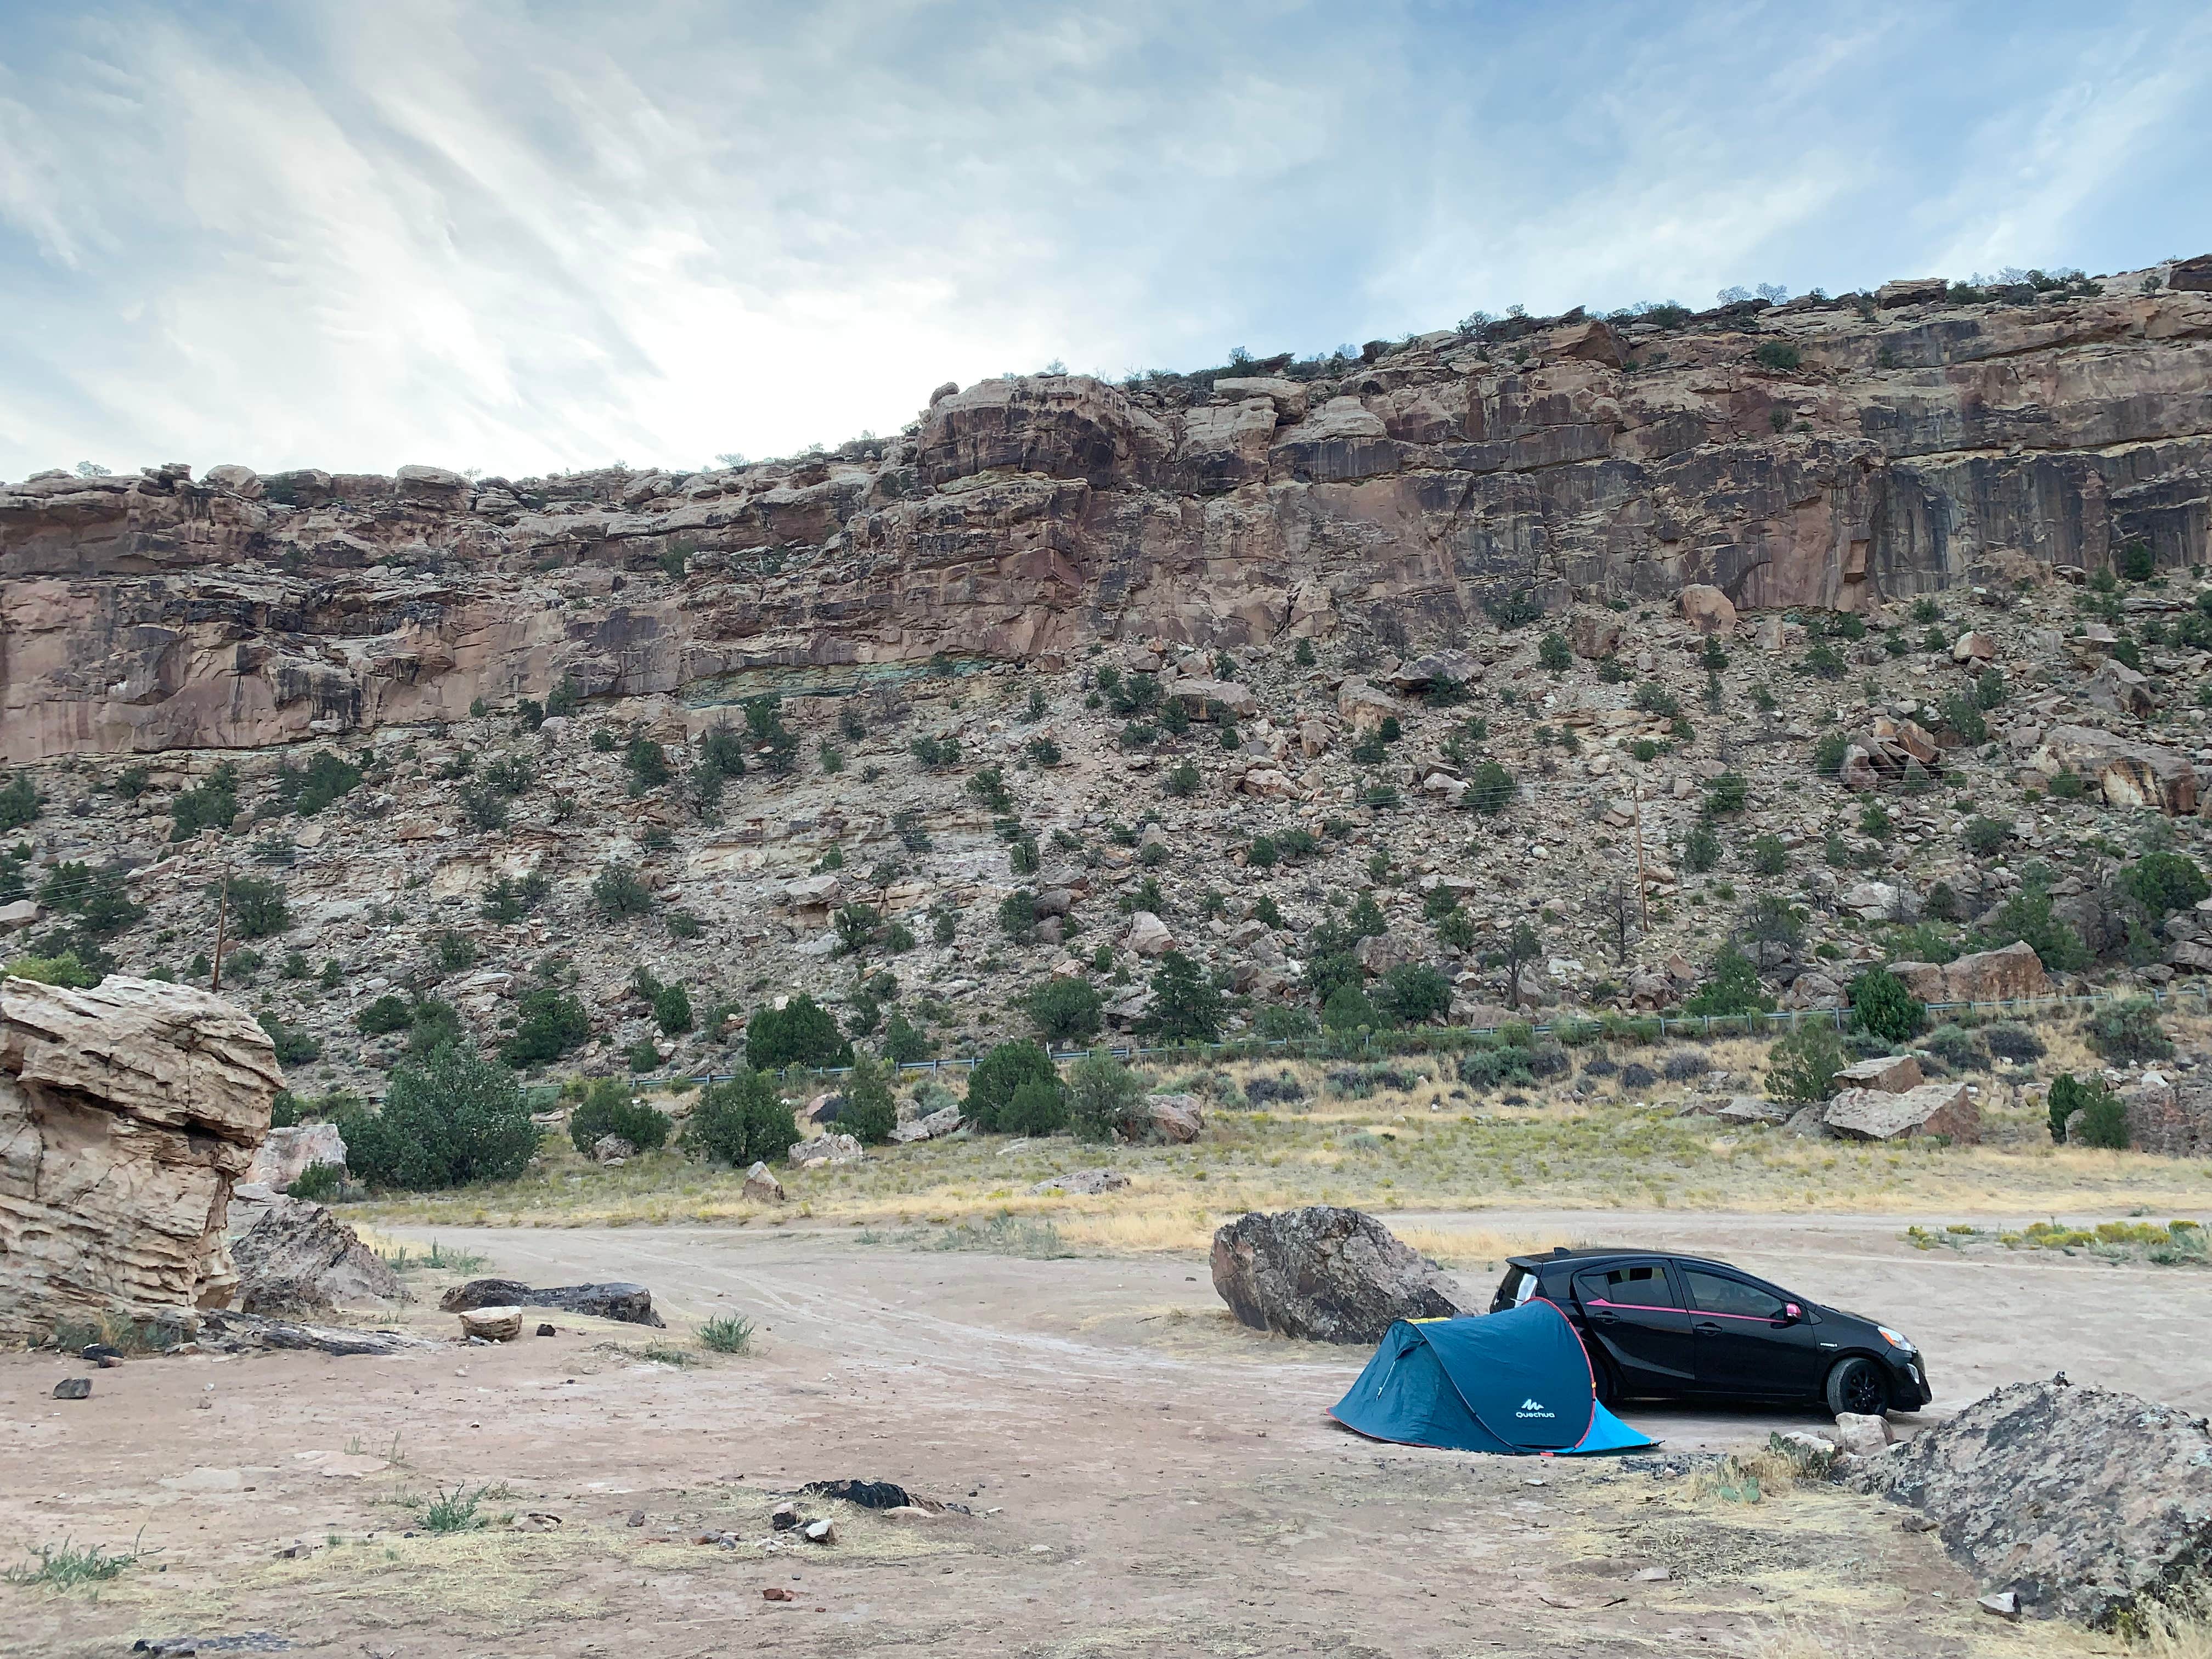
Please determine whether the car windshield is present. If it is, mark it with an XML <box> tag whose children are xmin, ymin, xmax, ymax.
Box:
<box><xmin>1682</xmin><ymin>1268</ymin><xmax>1789</xmax><ymax>1320</ymax></box>
<box><xmin>1573</xmin><ymin>1262</ymin><xmax>1675</xmax><ymax>1309</ymax></box>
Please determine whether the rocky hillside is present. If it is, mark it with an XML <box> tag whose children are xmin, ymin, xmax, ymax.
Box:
<box><xmin>3</xmin><ymin>258</ymin><xmax>2211</xmax><ymax>1098</ymax></box>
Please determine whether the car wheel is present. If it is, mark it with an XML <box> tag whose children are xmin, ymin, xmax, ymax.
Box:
<box><xmin>1589</xmin><ymin>1352</ymin><xmax>1622</xmax><ymax>1407</ymax></box>
<box><xmin>1825</xmin><ymin>1356</ymin><xmax>1889</xmax><ymax>1417</ymax></box>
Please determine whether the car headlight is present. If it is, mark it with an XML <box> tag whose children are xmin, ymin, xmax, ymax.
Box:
<box><xmin>1878</xmin><ymin>1326</ymin><xmax>1917</xmax><ymax>1355</ymax></box>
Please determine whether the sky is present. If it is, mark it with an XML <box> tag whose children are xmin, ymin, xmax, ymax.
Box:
<box><xmin>3</xmin><ymin>1</ymin><xmax>2208</xmax><ymax>482</ymax></box>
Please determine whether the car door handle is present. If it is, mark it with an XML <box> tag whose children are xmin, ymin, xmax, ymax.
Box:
<box><xmin>1693</xmin><ymin>1322</ymin><xmax>1724</xmax><ymax>1333</ymax></box>
<box><xmin>1588</xmin><ymin>1312</ymin><xmax>1617</xmax><ymax>1325</ymax></box>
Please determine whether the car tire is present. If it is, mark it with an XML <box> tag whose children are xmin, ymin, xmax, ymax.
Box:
<box><xmin>1824</xmin><ymin>1356</ymin><xmax>1889</xmax><ymax>1417</ymax></box>
<box><xmin>1588</xmin><ymin>1352</ymin><xmax>1622</xmax><ymax>1407</ymax></box>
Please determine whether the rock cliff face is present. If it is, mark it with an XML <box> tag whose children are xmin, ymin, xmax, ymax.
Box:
<box><xmin>0</xmin><ymin>975</ymin><xmax>280</xmax><ymax>1339</ymax></box>
<box><xmin>5</xmin><ymin>276</ymin><xmax>2209</xmax><ymax>761</ymax></box>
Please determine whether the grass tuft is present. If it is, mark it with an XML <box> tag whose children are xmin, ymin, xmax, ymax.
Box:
<box><xmin>696</xmin><ymin>1316</ymin><xmax>754</xmax><ymax>1354</ymax></box>
<box><xmin>4</xmin><ymin>1532</ymin><xmax>152</xmax><ymax>1589</ymax></box>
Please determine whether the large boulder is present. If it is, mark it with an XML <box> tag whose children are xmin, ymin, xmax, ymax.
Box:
<box><xmin>1678</xmin><ymin>584</ymin><xmax>1737</xmax><ymax>635</ymax></box>
<box><xmin>242</xmin><ymin>1122</ymin><xmax>348</xmax><ymax>1191</ymax></box>
<box><xmin>1823</xmin><ymin>1080</ymin><xmax>1980</xmax><ymax>1143</ymax></box>
<box><xmin>1145</xmin><ymin>1093</ymin><xmax>1204</xmax><ymax>1143</ymax></box>
<box><xmin>1889</xmin><ymin>942</ymin><xmax>2051</xmax><ymax>1008</ymax></box>
<box><xmin>1832</xmin><ymin>1055</ymin><xmax>1923</xmax><ymax>1094</ymax></box>
<box><xmin>2114</xmin><ymin>1074</ymin><xmax>2212</xmax><ymax>1158</ymax></box>
<box><xmin>0</xmin><ymin>975</ymin><xmax>280</xmax><ymax>1341</ymax></box>
<box><xmin>439</xmin><ymin>1278</ymin><xmax>664</xmax><ymax>1327</ymax></box>
<box><xmin>232</xmin><ymin>1199</ymin><xmax>404</xmax><ymax>1317</ymax></box>
<box><xmin>2029</xmin><ymin>726</ymin><xmax>2198</xmax><ymax>815</ymax></box>
<box><xmin>1209</xmin><ymin>1206</ymin><xmax>1468</xmax><ymax>1343</ymax></box>
<box><xmin>1850</xmin><ymin>1380</ymin><xmax>2212</xmax><ymax>1627</ymax></box>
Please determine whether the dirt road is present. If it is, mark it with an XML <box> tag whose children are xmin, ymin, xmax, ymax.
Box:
<box><xmin>1</xmin><ymin>1210</ymin><xmax>2199</xmax><ymax>1656</ymax></box>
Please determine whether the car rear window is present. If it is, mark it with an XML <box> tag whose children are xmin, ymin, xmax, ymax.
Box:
<box><xmin>1573</xmin><ymin>1263</ymin><xmax>1677</xmax><ymax>1310</ymax></box>
<box><xmin>1682</xmin><ymin>1268</ymin><xmax>1788</xmax><ymax>1320</ymax></box>
<box><xmin>1496</xmin><ymin>1266</ymin><xmax>1529</xmax><ymax>1306</ymax></box>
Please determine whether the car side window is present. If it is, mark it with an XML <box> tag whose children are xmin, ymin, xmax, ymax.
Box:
<box><xmin>1683</xmin><ymin>1268</ymin><xmax>1788</xmax><ymax>1321</ymax></box>
<box><xmin>1575</xmin><ymin>1263</ymin><xmax>1678</xmax><ymax>1310</ymax></box>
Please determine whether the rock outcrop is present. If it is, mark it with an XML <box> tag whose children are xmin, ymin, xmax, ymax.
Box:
<box><xmin>1851</xmin><ymin>1379</ymin><xmax>2212</xmax><ymax>1627</ymax></box>
<box><xmin>7</xmin><ymin>281</ymin><xmax>2211</xmax><ymax>764</ymax></box>
<box><xmin>1210</xmin><ymin>1205</ymin><xmax>1467</xmax><ymax>1342</ymax></box>
<box><xmin>232</xmin><ymin>1198</ymin><xmax>404</xmax><ymax>1316</ymax></box>
<box><xmin>1823</xmin><ymin>1080</ymin><xmax>1979</xmax><ymax>1142</ymax></box>
<box><xmin>1889</xmin><ymin>943</ymin><xmax>2051</xmax><ymax>1008</ymax></box>
<box><xmin>242</xmin><ymin>1122</ymin><xmax>347</xmax><ymax>1192</ymax></box>
<box><xmin>439</xmin><ymin>1277</ymin><xmax>664</xmax><ymax>1327</ymax></box>
<box><xmin>0</xmin><ymin>974</ymin><xmax>279</xmax><ymax>1341</ymax></box>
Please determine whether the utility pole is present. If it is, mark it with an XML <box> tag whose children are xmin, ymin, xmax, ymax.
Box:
<box><xmin>210</xmin><ymin>862</ymin><xmax>230</xmax><ymax>992</ymax></box>
<box><xmin>1631</xmin><ymin>783</ymin><xmax>1650</xmax><ymax>932</ymax></box>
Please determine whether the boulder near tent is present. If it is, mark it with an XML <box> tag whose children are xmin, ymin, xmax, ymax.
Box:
<box><xmin>1328</xmin><ymin>1300</ymin><xmax>1655</xmax><ymax>1454</ymax></box>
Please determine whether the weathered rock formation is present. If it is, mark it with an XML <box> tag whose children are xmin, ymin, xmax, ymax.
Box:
<box><xmin>242</xmin><ymin>1121</ymin><xmax>348</xmax><ymax>1192</ymax></box>
<box><xmin>439</xmin><ymin>1276</ymin><xmax>664</xmax><ymax>1327</ymax></box>
<box><xmin>1852</xmin><ymin>1379</ymin><xmax>2212</xmax><ymax>1627</ymax></box>
<box><xmin>1823</xmin><ymin>1080</ymin><xmax>1980</xmax><ymax>1143</ymax></box>
<box><xmin>0</xmin><ymin>974</ymin><xmax>279</xmax><ymax>1339</ymax></box>
<box><xmin>7</xmin><ymin>278</ymin><xmax>2210</xmax><ymax>763</ymax></box>
<box><xmin>1889</xmin><ymin>941</ymin><xmax>2052</xmax><ymax>1008</ymax></box>
<box><xmin>1210</xmin><ymin>1205</ymin><xmax>1467</xmax><ymax>1342</ymax></box>
<box><xmin>232</xmin><ymin>1198</ymin><xmax>404</xmax><ymax>1316</ymax></box>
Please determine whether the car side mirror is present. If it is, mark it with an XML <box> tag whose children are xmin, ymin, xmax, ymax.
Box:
<box><xmin>1781</xmin><ymin>1302</ymin><xmax>1802</xmax><ymax>1323</ymax></box>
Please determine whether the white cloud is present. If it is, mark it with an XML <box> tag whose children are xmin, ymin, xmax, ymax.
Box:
<box><xmin>1</xmin><ymin>1</ymin><xmax>2206</xmax><ymax>482</ymax></box>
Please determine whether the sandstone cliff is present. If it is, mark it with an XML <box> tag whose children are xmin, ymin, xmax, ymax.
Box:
<box><xmin>5</xmin><ymin>272</ymin><xmax>2208</xmax><ymax>763</ymax></box>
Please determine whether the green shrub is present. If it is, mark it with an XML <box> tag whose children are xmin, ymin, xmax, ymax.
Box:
<box><xmin>1749</xmin><ymin>834</ymin><xmax>1788</xmax><ymax>877</ymax></box>
<box><xmin>1376</xmin><ymin>963</ymin><xmax>1451</xmax><ymax>1025</ymax></box>
<box><xmin>1704</xmin><ymin>773</ymin><xmax>1748</xmax><ymax>815</ymax></box>
<box><xmin>227</xmin><ymin>876</ymin><xmax>290</xmax><ymax>938</ymax></box>
<box><xmin>1982</xmin><ymin>883</ymin><xmax>2090</xmax><ymax>972</ymax></box>
<box><xmin>840</xmin><ymin>1053</ymin><xmax>898</xmax><ymax>1144</ymax></box>
<box><xmin>1812</xmin><ymin>732</ymin><xmax>1850</xmax><ymax>777</ymax></box>
<box><xmin>966</xmin><ymin>1040</ymin><xmax>1059</xmax><ymax>1132</ymax></box>
<box><xmin>1002</xmin><ymin>1075</ymin><xmax>1069</xmax><ymax>1135</ymax></box>
<box><xmin>2120</xmin><ymin>853</ymin><xmax>2209</xmax><ymax>916</ymax></box>
<box><xmin>1537</xmin><ymin>632</ymin><xmax>1572</xmax><ymax>672</ymax></box>
<box><xmin>285</xmin><ymin>1162</ymin><xmax>343</xmax><ymax>1202</ymax></box>
<box><xmin>567</xmin><ymin>1079</ymin><xmax>671</xmax><ymax>1155</ymax></box>
<box><xmin>1755</xmin><ymin>341</ymin><xmax>1802</xmax><ymax>371</ymax></box>
<box><xmin>1464</xmin><ymin>760</ymin><xmax>1516</xmax><ymax>815</ymax></box>
<box><xmin>499</xmin><ymin>988</ymin><xmax>592</xmax><ymax>1067</ymax></box>
<box><xmin>170</xmin><ymin>764</ymin><xmax>240</xmax><ymax>840</ymax></box>
<box><xmin>2084</xmin><ymin>996</ymin><xmax>2171</xmax><ymax>1063</ymax></box>
<box><xmin>274</xmin><ymin>750</ymin><xmax>363</xmax><ymax>817</ymax></box>
<box><xmin>746</xmin><ymin>994</ymin><xmax>852</xmax><ymax>1070</ymax></box>
<box><xmin>684</xmin><ymin>1069</ymin><xmax>798</xmax><ymax>1166</ymax></box>
<box><xmin>1962</xmin><ymin>816</ymin><xmax>2012</xmax><ymax>857</ymax></box>
<box><xmin>0</xmin><ymin>772</ymin><xmax>40</xmax><ymax>832</ymax></box>
<box><xmin>1765</xmin><ymin>1023</ymin><xmax>1844</xmax><ymax>1103</ymax></box>
<box><xmin>334</xmin><ymin>1046</ymin><xmax>537</xmax><ymax>1190</ymax></box>
<box><xmin>698</xmin><ymin>1316</ymin><xmax>754</xmax><ymax>1354</ymax></box>
<box><xmin>1848</xmin><ymin>968</ymin><xmax>1924</xmax><ymax>1042</ymax></box>
<box><xmin>1248</xmin><ymin>836</ymin><xmax>1278</xmax><ymax>868</ymax></box>
<box><xmin>1068</xmin><ymin>1051</ymin><xmax>1146</xmax><ymax>1142</ymax></box>
<box><xmin>255</xmin><ymin>1012</ymin><xmax>321</xmax><ymax>1067</ymax></box>
<box><xmin>1683</xmin><ymin>946</ymin><xmax>1770</xmax><ymax>1017</ymax></box>
<box><xmin>1683</xmin><ymin>825</ymin><xmax>1721</xmax><ymax>873</ymax></box>
<box><xmin>357</xmin><ymin>994</ymin><xmax>414</xmax><ymax>1035</ymax></box>
<box><xmin>2117</xmin><ymin>539</ymin><xmax>2155</xmax><ymax>582</ymax></box>
<box><xmin>882</xmin><ymin>1009</ymin><xmax>933</xmax><ymax>1064</ymax></box>
<box><xmin>1322</xmin><ymin>982</ymin><xmax>1379</xmax><ymax>1032</ymax></box>
<box><xmin>1024</xmin><ymin>976</ymin><xmax>1103</xmax><ymax>1045</ymax></box>
<box><xmin>590</xmin><ymin>861</ymin><xmax>653</xmax><ymax>919</ymax></box>
<box><xmin>4</xmin><ymin>949</ymin><xmax>100</xmax><ymax>988</ymax></box>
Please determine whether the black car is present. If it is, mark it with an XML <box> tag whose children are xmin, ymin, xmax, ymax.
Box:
<box><xmin>1490</xmin><ymin>1247</ymin><xmax>1931</xmax><ymax>1417</ymax></box>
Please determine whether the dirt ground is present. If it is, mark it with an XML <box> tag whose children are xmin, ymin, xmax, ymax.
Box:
<box><xmin>2</xmin><ymin>1211</ymin><xmax>2198</xmax><ymax>1658</ymax></box>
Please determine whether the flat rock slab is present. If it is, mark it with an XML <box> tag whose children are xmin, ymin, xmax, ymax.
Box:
<box><xmin>438</xmin><ymin>1278</ymin><xmax>664</xmax><ymax>1327</ymax></box>
<box><xmin>1850</xmin><ymin>1380</ymin><xmax>2212</xmax><ymax>1627</ymax></box>
<box><xmin>199</xmin><ymin>1309</ymin><xmax>432</xmax><ymax>1357</ymax></box>
<box><xmin>1833</xmin><ymin>1055</ymin><xmax>1923</xmax><ymax>1094</ymax></box>
<box><xmin>1824</xmin><ymin>1081</ymin><xmax>1979</xmax><ymax>1143</ymax></box>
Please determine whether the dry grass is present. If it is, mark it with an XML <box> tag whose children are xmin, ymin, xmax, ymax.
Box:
<box><xmin>353</xmin><ymin>1032</ymin><xmax>2212</xmax><ymax>1248</ymax></box>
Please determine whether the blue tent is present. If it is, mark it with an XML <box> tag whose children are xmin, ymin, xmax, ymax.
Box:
<box><xmin>1327</xmin><ymin>1300</ymin><xmax>1655</xmax><ymax>1455</ymax></box>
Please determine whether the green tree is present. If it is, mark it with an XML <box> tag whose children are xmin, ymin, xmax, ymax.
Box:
<box><xmin>882</xmin><ymin>1009</ymin><xmax>933</xmax><ymax>1064</ymax></box>
<box><xmin>1848</xmin><ymin>967</ymin><xmax>1924</xmax><ymax>1043</ymax></box>
<box><xmin>1464</xmin><ymin>760</ymin><xmax>1516</xmax><ymax>815</ymax></box>
<box><xmin>2120</xmin><ymin>853</ymin><xmax>2209</xmax><ymax>916</ymax></box>
<box><xmin>1002</xmin><ymin>1075</ymin><xmax>1069</xmax><ymax>1135</ymax></box>
<box><xmin>652</xmin><ymin>980</ymin><xmax>694</xmax><ymax>1036</ymax></box>
<box><xmin>336</xmin><ymin>1045</ymin><xmax>537</xmax><ymax>1189</ymax></box>
<box><xmin>1377</xmin><ymin>963</ymin><xmax>1451</xmax><ymax>1026</ymax></box>
<box><xmin>1537</xmin><ymin>632</ymin><xmax>1572</xmax><ymax>672</ymax></box>
<box><xmin>1068</xmin><ymin>1051</ymin><xmax>1146</xmax><ymax>1143</ymax></box>
<box><xmin>840</xmin><ymin>1053</ymin><xmax>898</xmax><ymax>1144</ymax></box>
<box><xmin>1322</xmin><ymin>982</ymin><xmax>1379</xmax><ymax>1031</ymax></box>
<box><xmin>2084</xmin><ymin>995</ymin><xmax>2171</xmax><ymax>1063</ymax></box>
<box><xmin>966</xmin><ymin>1040</ymin><xmax>1059</xmax><ymax>1132</ymax></box>
<box><xmin>1684</xmin><ymin>945</ymin><xmax>1771</xmax><ymax>1017</ymax></box>
<box><xmin>498</xmin><ymin>988</ymin><xmax>592</xmax><ymax>1067</ymax></box>
<box><xmin>0</xmin><ymin>772</ymin><xmax>40</xmax><ymax>832</ymax></box>
<box><xmin>590</xmin><ymin>861</ymin><xmax>654</xmax><ymax>919</ymax></box>
<box><xmin>683</xmin><ymin>1068</ymin><xmax>799</xmax><ymax>1166</ymax></box>
<box><xmin>227</xmin><ymin>875</ymin><xmax>290</xmax><ymax>939</ymax></box>
<box><xmin>746</xmin><ymin>994</ymin><xmax>853</xmax><ymax>1070</ymax></box>
<box><xmin>1024</xmin><ymin>976</ymin><xmax>1103</xmax><ymax>1045</ymax></box>
<box><xmin>170</xmin><ymin>763</ymin><xmax>240</xmax><ymax>841</ymax></box>
<box><xmin>1981</xmin><ymin>881</ymin><xmax>2089</xmax><ymax>971</ymax></box>
<box><xmin>1139</xmin><ymin>951</ymin><xmax>1222</xmax><ymax>1043</ymax></box>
